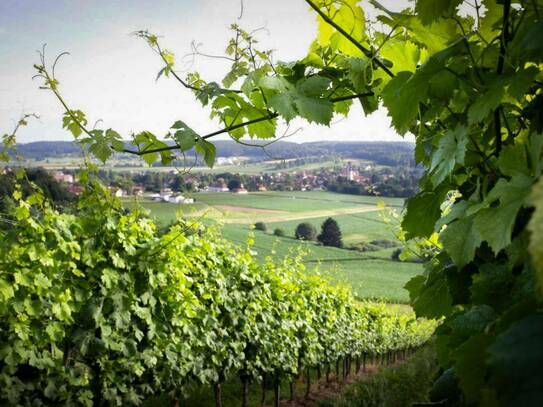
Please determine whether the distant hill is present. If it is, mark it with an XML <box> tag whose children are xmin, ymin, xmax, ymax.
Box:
<box><xmin>16</xmin><ymin>140</ymin><xmax>415</xmax><ymax>167</ymax></box>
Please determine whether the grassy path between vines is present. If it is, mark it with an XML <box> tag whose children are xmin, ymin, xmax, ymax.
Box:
<box><xmin>183</xmin><ymin>350</ymin><xmax>431</xmax><ymax>407</ymax></box>
<box><xmin>268</xmin><ymin>357</ymin><xmax>408</xmax><ymax>407</ymax></box>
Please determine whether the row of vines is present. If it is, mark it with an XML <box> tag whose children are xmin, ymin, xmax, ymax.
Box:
<box><xmin>0</xmin><ymin>177</ymin><xmax>436</xmax><ymax>406</ymax></box>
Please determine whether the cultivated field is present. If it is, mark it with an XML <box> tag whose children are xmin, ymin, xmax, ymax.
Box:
<box><xmin>124</xmin><ymin>191</ymin><xmax>422</xmax><ymax>302</ymax></box>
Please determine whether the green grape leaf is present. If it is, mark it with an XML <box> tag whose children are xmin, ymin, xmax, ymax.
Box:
<box><xmin>430</xmin><ymin>125</ymin><xmax>468</xmax><ymax>186</ymax></box>
<box><xmin>88</xmin><ymin>129</ymin><xmax>114</xmax><ymax>163</ymax></box>
<box><xmin>345</xmin><ymin>57</ymin><xmax>370</xmax><ymax>91</ymax></box>
<box><xmin>488</xmin><ymin>315</ymin><xmax>543</xmax><ymax>406</ymax></box>
<box><xmin>380</xmin><ymin>40</ymin><xmax>422</xmax><ymax>75</ymax></box>
<box><xmin>269</xmin><ymin>94</ymin><xmax>298</xmax><ymax>123</ymax></box>
<box><xmin>415</xmin><ymin>0</ymin><xmax>463</xmax><ymax>25</ymax></box>
<box><xmin>405</xmin><ymin>266</ymin><xmax>453</xmax><ymax>318</ymax></box>
<box><xmin>478</xmin><ymin>0</ymin><xmax>502</xmax><ymax>44</ymax></box>
<box><xmin>468</xmin><ymin>79</ymin><xmax>505</xmax><ymax>125</ymax></box>
<box><xmin>195</xmin><ymin>139</ymin><xmax>216</xmax><ymax>167</ymax></box>
<box><xmin>382</xmin><ymin>71</ymin><xmax>427</xmax><ymax>134</ymax></box>
<box><xmin>452</xmin><ymin>334</ymin><xmax>491</xmax><ymax>404</ymax></box>
<box><xmin>260</xmin><ymin>75</ymin><xmax>333</xmax><ymax>125</ymax></box>
<box><xmin>296</xmin><ymin>76</ymin><xmax>331</xmax><ymax>97</ymax></box>
<box><xmin>473</xmin><ymin>175</ymin><xmax>533</xmax><ymax>254</ymax></box>
<box><xmin>514</xmin><ymin>21</ymin><xmax>543</xmax><ymax>62</ymax></box>
<box><xmin>440</xmin><ymin>216</ymin><xmax>482</xmax><ymax>268</ymax></box>
<box><xmin>171</xmin><ymin>120</ymin><xmax>198</xmax><ymax>151</ymax></box>
<box><xmin>402</xmin><ymin>187</ymin><xmax>448</xmax><ymax>239</ymax></box>
<box><xmin>294</xmin><ymin>96</ymin><xmax>333</xmax><ymax>125</ymax></box>
<box><xmin>62</xmin><ymin>110</ymin><xmax>88</xmax><ymax>138</ymax></box>
<box><xmin>448</xmin><ymin>305</ymin><xmax>496</xmax><ymax>342</ymax></box>
<box><xmin>527</xmin><ymin>177</ymin><xmax>543</xmax><ymax>294</ymax></box>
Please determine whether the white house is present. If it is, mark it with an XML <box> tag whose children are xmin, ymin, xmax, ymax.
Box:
<box><xmin>168</xmin><ymin>195</ymin><xmax>184</xmax><ymax>203</ymax></box>
<box><xmin>168</xmin><ymin>195</ymin><xmax>194</xmax><ymax>204</ymax></box>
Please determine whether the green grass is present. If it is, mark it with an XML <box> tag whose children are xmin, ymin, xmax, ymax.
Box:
<box><xmin>123</xmin><ymin>191</ymin><xmax>421</xmax><ymax>303</ymax></box>
<box><xmin>123</xmin><ymin>199</ymin><xmax>208</xmax><ymax>225</ymax></box>
<box><xmin>219</xmin><ymin>225</ymin><xmax>419</xmax><ymax>303</ymax></box>
<box><xmin>318</xmin><ymin>345</ymin><xmax>439</xmax><ymax>407</ymax></box>
<box><xmin>257</xmin><ymin>191</ymin><xmax>405</xmax><ymax>207</ymax></box>
<box><xmin>265</xmin><ymin>211</ymin><xmax>394</xmax><ymax>243</ymax></box>
<box><xmin>191</xmin><ymin>192</ymin><xmax>374</xmax><ymax>212</ymax></box>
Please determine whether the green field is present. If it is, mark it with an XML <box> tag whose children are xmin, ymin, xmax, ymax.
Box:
<box><xmin>124</xmin><ymin>191</ymin><xmax>421</xmax><ymax>302</ymax></box>
<box><xmin>24</xmin><ymin>157</ymin><xmax>367</xmax><ymax>175</ymax></box>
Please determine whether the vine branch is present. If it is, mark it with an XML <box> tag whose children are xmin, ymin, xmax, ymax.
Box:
<box><xmin>304</xmin><ymin>0</ymin><xmax>394</xmax><ymax>78</ymax></box>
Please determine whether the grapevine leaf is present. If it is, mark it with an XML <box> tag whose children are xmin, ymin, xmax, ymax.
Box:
<box><xmin>171</xmin><ymin>120</ymin><xmax>198</xmax><ymax>151</ymax></box>
<box><xmin>478</xmin><ymin>0</ymin><xmax>502</xmax><ymax>44</ymax></box>
<box><xmin>515</xmin><ymin>21</ymin><xmax>543</xmax><ymax>62</ymax></box>
<box><xmin>527</xmin><ymin>177</ymin><xmax>543</xmax><ymax>294</ymax></box>
<box><xmin>402</xmin><ymin>187</ymin><xmax>448</xmax><ymax>239</ymax></box>
<box><xmin>296</xmin><ymin>76</ymin><xmax>331</xmax><ymax>96</ymax></box>
<box><xmin>382</xmin><ymin>71</ymin><xmax>427</xmax><ymax>134</ymax></box>
<box><xmin>345</xmin><ymin>57</ymin><xmax>370</xmax><ymax>91</ymax></box>
<box><xmin>473</xmin><ymin>175</ymin><xmax>532</xmax><ymax>254</ymax></box>
<box><xmin>379</xmin><ymin>40</ymin><xmax>422</xmax><ymax>75</ymax></box>
<box><xmin>452</xmin><ymin>334</ymin><xmax>491</xmax><ymax>404</ymax></box>
<box><xmin>195</xmin><ymin>139</ymin><xmax>216</xmax><ymax>167</ymax></box>
<box><xmin>467</xmin><ymin>79</ymin><xmax>505</xmax><ymax>125</ymax></box>
<box><xmin>440</xmin><ymin>216</ymin><xmax>482</xmax><ymax>268</ymax></box>
<box><xmin>260</xmin><ymin>75</ymin><xmax>333</xmax><ymax>125</ymax></box>
<box><xmin>488</xmin><ymin>315</ymin><xmax>543</xmax><ymax>406</ymax></box>
<box><xmin>430</xmin><ymin>125</ymin><xmax>467</xmax><ymax>187</ymax></box>
<box><xmin>62</xmin><ymin>110</ymin><xmax>88</xmax><ymax>138</ymax></box>
<box><xmin>405</xmin><ymin>266</ymin><xmax>453</xmax><ymax>318</ymax></box>
<box><xmin>269</xmin><ymin>94</ymin><xmax>297</xmax><ymax>123</ymax></box>
<box><xmin>294</xmin><ymin>96</ymin><xmax>333</xmax><ymax>125</ymax></box>
<box><xmin>415</xmin><ymin>0</ymin><xmax>463</xmax><ymax>25</ymax></box>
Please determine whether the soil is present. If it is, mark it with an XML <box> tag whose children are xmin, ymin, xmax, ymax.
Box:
<box><xmin>269</xmin><ymin>358</ymin><xmax>406</xmax><ymax>407</ymax></box>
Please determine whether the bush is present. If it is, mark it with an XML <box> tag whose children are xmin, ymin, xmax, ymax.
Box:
<box><xmin>391</xmin><ymin>248</ymin><xmax>402</xmax><ymax>261</ymax></box>
<box><xmin>348</xmin><ymin>242</ymin><xmax>381</xmax><ymax>252</ymax></box>
<box><xmin>273</xmin><ymin>228</ymin><xmax>286</xmax><ymax>237</ymax></box>
<box><xmin>317</xmin><ymin>217</ymin><xmax>343</xmax><ymax>248</ymax></box>
<box><xmin>370</xmin><ymin>239</ymin><xmax>400</xmax><ymax>249</ymax></box>
<box><xmin>254</xmin><ymin>221</ymin><xmax>267</xmax><ymax>231</ymax></box>
<box><xmin>295</xmin><ymin>222</ymin><xmax>317</xmax><ymax>241</ymax></box>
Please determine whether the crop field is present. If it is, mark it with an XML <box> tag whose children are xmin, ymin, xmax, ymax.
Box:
<box><xmin>125</xmin><ymin>191</ymin><xmax>421</xmax><ymax>302</ymax></box>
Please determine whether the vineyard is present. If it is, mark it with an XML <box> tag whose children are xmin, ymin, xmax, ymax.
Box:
<box><xmin>1</xmin><ymin>0</ymin><xmax>543</xmax><ymax>405</ymax></box>
<box><xmin>0</xmin><ymin>181</ymin><xmax>435</xmax><ymax>405</ymax></box>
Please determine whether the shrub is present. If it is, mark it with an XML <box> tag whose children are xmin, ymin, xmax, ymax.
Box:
<box><xmin>317</xmin><ymin>218</ymin><xmax>343</xmax><ymax>248</ymax></box>
<box><xmin>295</xmin><ymin>222</ymin><xmax>317</xmax><ymax>241</ymax></box>
<box><xmin>273</xmin><ymin>228</ymin><xmax>286</xmax><ymax>237</ymax></box>
<box><xmin>348</xmin><ymin>242</ymin><xmax>381</xmax><ymax>252</ymax></box>
<box><xmin>370</xmin><ymin>239</ymin><xmax>400</xmax><ymax>249</ymax></box>
<box><xmin>391</xmin><ymin>248</ymin><xmax>402</xmax><ymax>261</ymax></box>
<box><xmin>254</xmin><ymin>221</ymin><xmax>267</xmax><ymax>231</ymax></box>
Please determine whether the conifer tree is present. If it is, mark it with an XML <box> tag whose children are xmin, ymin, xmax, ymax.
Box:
<box><xmin>318</xmin><ymin>217</ymin><xmax>343</xmax><ymax>248</ymax></box>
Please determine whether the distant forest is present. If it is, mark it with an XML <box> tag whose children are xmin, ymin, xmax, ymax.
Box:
<box><xmin>16</xmin><ymin>140</ymin><xmax>416</xmax><ymax>167</ymax></box>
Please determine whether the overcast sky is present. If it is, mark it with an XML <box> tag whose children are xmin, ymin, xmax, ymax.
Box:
<box><xmin>0</xmin><ymin>0</ymin><xmax>411</xmax><ymax>144</ymax></box>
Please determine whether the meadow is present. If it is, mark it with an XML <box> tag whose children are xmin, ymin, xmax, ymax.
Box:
<box><xmin>125</xmin><ymin>191</ymin><xmax>422</xmax><ymax>303</ymax></box>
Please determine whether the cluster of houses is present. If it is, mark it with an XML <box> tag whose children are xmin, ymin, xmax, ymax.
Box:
<box><xmin>207</xmin><ymin>178</ymin><xmax>249</xmax><ymax>194</ymax></box>
<box><xmin>45</xmin><ymin>161</ymin><xmax>392</xmax><ymax>201</ymax></box>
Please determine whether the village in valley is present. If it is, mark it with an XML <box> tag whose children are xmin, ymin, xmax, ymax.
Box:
<box><xmin>41</xmin><ymin>158</ymin><xmax>420</xmax><ymax>204</ymax></box>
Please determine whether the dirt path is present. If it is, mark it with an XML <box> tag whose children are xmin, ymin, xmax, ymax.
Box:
<box><xmin>264</xmin><ymin>358</ymin><xmax>408</xmax><ymax>407</ymax></box>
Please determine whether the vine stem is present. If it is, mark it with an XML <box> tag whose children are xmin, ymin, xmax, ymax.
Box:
<box><xmin>494</xmin><ymin>0</ymin><xmax>511</xmax><ymax>155</ymax></box>
<box><xmin>120</xmin><ymin>92</ymin><xmax>373</xmax><ymax>156</ymax></box>
<box><xmin>304</xmin><ymin>0</ymin><xmax>394</xmax><ymax>78</ymax></box>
